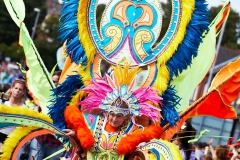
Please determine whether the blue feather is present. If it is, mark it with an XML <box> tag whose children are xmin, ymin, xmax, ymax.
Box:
<box><xmin>48</xmin><ymin>74</ymin><xmax>83</xmax><ymax>131</ymax></box>
<box><xmin>161</xmin><ymin>85</ymin><xmax>181</xmax><ymax>126</ymax></box>
<box><xmin>161</xmin><ymin>0</ymin><xmax>210</xmax><ymax>126</ymax></box>
<box><xmin>58</xmin><ymin>0</ymin><xmax>87</xmax><ymax>65</ymax></box>
<box><xmin>167</xmin><ymin>0</ymin><xmax>210</xmax><ymax>79</ymax></box>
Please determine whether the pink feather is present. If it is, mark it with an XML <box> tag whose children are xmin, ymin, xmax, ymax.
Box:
<box><xmin>80</xmin><ymin>77</ymin><xmax>113</xmax><ymax>111</ymax></box>
<box><xmin>133</xmin><ymin>87</ymin><xmax>163</xmax><ymax>123</ymax></box>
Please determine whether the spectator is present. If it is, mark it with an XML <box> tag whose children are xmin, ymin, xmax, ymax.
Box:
<box><xmin>231</xmin><ymin>145</ymin><xmax>240</xmax><ymax>160</ymax></box>
<box><xmin>195</xmin><ymin>142</ymin><xmax>205</xmax><ymax>160</ymax></box>
<box><xmin>52</xmin><ymin>70</ymin><xmax>62</xmax><ymax>87</ymax></box>
<box><xmin>203</xmin><ymin>154</ymin><xmax>213</xmax><ymax>160</ymax></box>
<box><xmin>215</xmin><ymin>145</ymin><xmax>230</xmax><ymax>160</ymax></box>
<box><xmin>172</xmin><ymin>121</ymin><xmax>196</xmax><ymax>160</ymax></box>
<box><xmin>0</xmin><ymin>78</ymin><xmax>27</xmax><ymax>156</ymax></box>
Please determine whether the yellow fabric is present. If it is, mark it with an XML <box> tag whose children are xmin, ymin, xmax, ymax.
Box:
<box><xmin>154</xmin><ymin>0</ymin><xmax>195</xmax><ymax>95</ymax></box>
<box><xmin>77</xmin><ymin>0</ymin><xmax>96</xmax><ymax>67</ymax></box>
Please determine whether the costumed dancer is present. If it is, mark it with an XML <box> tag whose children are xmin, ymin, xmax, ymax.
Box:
<box><xmin>63</xmin><ymin>65</ymin><xmax>172</xmax><ymax>159</ymax></box>
<box><xmin>0</xmin><ymin>0</ymin><xmax>240</xmax><ymax>160</ymax></box>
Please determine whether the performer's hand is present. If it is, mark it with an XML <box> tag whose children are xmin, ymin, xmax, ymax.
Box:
<box><xmin>62</xmin><ymin>129</ymin><xmax>76</xmax><ymax>137</ymax></box>
<box><xmin>137</xmin><ymin>142</ymin><xmax>146</xmax><ymax>149</ymax></box>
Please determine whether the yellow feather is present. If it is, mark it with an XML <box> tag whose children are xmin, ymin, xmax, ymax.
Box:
<box><xmin>1</xmin><ymin>126</ymin><xmax>37</xmax><ymax>160</ymax></box>
<box><xmin>0</xmin><ymin>105</ymin><xmax>53</xmax><ymax>123</ymax></box>
<box><xmin>113</xmin><ymin>64</ymin><xmax>141</xmax><ymax>86</ymax></box>
<box><xmin>153</xmin><ymin>65</ymin><xmax>170</xmax><ymax>95</ymax></box>
<box><xmin>0</xmin><ymin>105</ymin><xmax>53</xmax><ymax>159</ymax></box>
<box><xmin>77</xmin><ymin>0</ymin><xmax>96</xmax><ymax>67</ymax></box>
<box><xmin>154</xmin><ymin>0</ymin><xmax>195</xmax><ymax>94</ymax></box>
<box><xmin>78</xmin><ymin>65</ymin><xmax>92</xmax><ymax>86</ymax></box>
<box><xmin>69</xmin><ymin>90</ymin><xmax>86</xmax><ymax>106</ymax></box>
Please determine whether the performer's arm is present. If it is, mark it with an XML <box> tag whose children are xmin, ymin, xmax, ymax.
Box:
<box><xmin>64</xmin><ymin>105</ymin><xmax>95</xmax><ymax>149</ymax></box>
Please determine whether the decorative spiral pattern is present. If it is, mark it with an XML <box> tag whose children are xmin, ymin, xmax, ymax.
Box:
<box><xmin>134</xmin><ymin>30</ymin><xmax>153</xmax><ymax>61</ymax></box>
<box><xmin>103</xmin><ymin>25</ymin><xmax>122</xmax><ymax>55</ymax></box>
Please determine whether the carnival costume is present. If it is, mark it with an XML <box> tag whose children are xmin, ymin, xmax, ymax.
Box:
<box><xmin>0</xmin><ymin>0</ymin><xmax>240</xmax><ymax>159</ymax></box>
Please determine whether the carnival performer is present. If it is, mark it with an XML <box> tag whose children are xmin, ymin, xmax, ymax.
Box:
<box><xmin>62</xmin><ymin>65</ymin><xmax>164</xmax><ymax>160</ymax></box>
<box><xmin>63</xmin><ymin>101</ymin><xmax>132</xmax><ymax>159</ymax></box>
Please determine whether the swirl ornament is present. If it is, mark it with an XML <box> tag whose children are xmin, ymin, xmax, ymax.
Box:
<box><xmin>133</xmin><ymin>139</ymin><xmax>183</xmax><ymax>160</ymax></box>
<box><xmin>133</xmin><ymin>4</ymin><xmax>154</xmax><ymax>29</ymax></box>
<box><xmin>134</xmin><ymin>30</ymin><xmax>152</xmax><ymax>61</ymax></box>
<box><xmin>103</xmin><ymin>25</ymin><xmax>123</xmax><ymax>55</ymax></box>
<box><xmin>88</xmin><ymin>0</ymin><xmax>169</xmax><ymax>66</ymax></box>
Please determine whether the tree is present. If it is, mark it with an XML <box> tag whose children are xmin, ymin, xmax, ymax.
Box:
<box><xmin>96</xmin><ymin>4</ymin><xmax>106</xmax><ymax>31</ymax></box>
<box><xmin>0</xmin><ymin>0</ymin><xmax>47</xmax><ymax>45</ymax></box>
<box><xmin>210</xmin><ymin>6</ymin><xmax>240</xmax><ymax>49</ymax></box>
<box><xmin>158</xmin><ymin>1</ymin><xmax>172</xmax><ymax>42</ymax></box>
<box><xmin>0</xmin><ymin>42</ymin><xmax>24</xmax><ymax>61</ymax></box>
<box><xmin>33</xmin><ymin>15</ymin><xmax>61</xmax><ymax>70</ymax></box>
<box><xmin>0</xmin><ymin>0</ymin><xmax>47</xmax><ymax>63</ymax></box>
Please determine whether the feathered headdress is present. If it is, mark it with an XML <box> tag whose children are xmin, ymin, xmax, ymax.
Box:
<box><xmin>80</xmin><ymin>64</ymin><xmax>163</xmax><ymax>123</ymax></box>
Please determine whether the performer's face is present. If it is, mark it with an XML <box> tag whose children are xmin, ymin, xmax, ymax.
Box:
<box><xmin>108</xmin><ymin>112</ymin><xmax>127</xmax><ymax>128</ymax></box>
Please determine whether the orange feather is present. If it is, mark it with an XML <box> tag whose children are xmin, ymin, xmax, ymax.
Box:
<box><xmin>116</xmin><ymin>125</ymin><xmax>163</xmax><ymax>155</ymax></box>
<box><xmin>64</xmin><ymin>105</ymin><xmax>95</xmax><ymax>149</ymax></box>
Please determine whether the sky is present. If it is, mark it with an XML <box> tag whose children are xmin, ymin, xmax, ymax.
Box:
<box><xmin>98</xmin><ymin>0</ymin><xmax>240</xmax><ymax>14</ymax></box>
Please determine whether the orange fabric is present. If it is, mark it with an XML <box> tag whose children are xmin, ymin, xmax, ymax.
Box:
<box><xmin>105</xmin><ymin>122</ymin><xmax>119</xmax><ymax>132</ymax></box>
<box><xmin>59</xmin><ymin>57</ymin><xmax>80</xmax><ymax>84</ymax></box>
<box><xmin>161</xmin><ymin>58</ymin><xmax>240</xmax><ymax>141</ymax></box>
<box><xmin>64</xmin><ymin>105</ymin><xmax>95</xmax><ymax>149</ymax></box>
<box><xmin>216</xmin><ymin>4</ymin><xmax>230</xmax><ymax>33</ymax></box>
<box><xmin>116</xmin><ymin>125</ymin><xmax>163</xmax><ymax>155</ymax></box>
<box><xmin>60</xmin><ymin>57</ymin><xmax>71</xmax><ymax>78</ymax></box>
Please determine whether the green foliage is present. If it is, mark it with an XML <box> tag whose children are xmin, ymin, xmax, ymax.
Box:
<box><xmin>210</xmin><ymin>6</ymin><xmax>240</xmax><ymax>49</ymax></box>
<box><xmin>158</xmin><ymin>1</ymin><xmax>172</xmax><ymax>42</ymax></box>
<box><xmin>0</xmin><ymin>0</ymin><xmax>47</xmax><ymax>63</ymax></box>
<box><xmin>0</xmin><ymin>0</ymin><xmax>47</xmax><ymax>45</ymax></box>
<box><xmin>96</xmin><ymin>4</ymin><xmax>106</xmax><ymax>31</ymax></box>
<box><xmin>33</xmin><ymin>15</ymin><xmax>61</xmax><ymax>70</ymax></box>
<box><xmin>0</xmin><ymin>42</ymin><xmax>24</xmax><ymax>62</ymax></box>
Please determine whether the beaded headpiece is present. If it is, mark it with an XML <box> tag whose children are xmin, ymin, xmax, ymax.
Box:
<box><xmin>80</xmin><ymin>65</ymin><xmax>162</xmax><ymax>123</ymax></box>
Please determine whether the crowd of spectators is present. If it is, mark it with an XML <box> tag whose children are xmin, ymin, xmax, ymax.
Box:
<box><xmin>172</xmin><ymin>121</ymin><xmax>240</xmax><ymax>160</ymax></box>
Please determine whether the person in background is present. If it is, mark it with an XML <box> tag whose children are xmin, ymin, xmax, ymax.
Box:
<box><xmin>215</xmin><ymin>145</ymin><xmax>231</xmax><ymax>160</ymax></box>
<box><xmin>231</xmin><ymin>145</ymin><xmax>240</xmax><ymax>160</ymax></box>
<box><xmin>52</xmin><ymin>70</ymin><xmax>62</xmax><ymax>87</ymax></box>
<box><xmin>202</xmin><ymin>154</ymin><xmax>213</xmax><ymax>160</ymax></box>
<box><xmin>194</xmin><ymin>142</ymin><xmax>205</xmax><ymax>160</ymax></box>
<box><xmin>0</xmin><ymin>78</ymin><xmax>27</xmax><ymax>157</ymax></box>
<box><xmin>28</xmin><ymin>70</ymin><xmax>64</xmax><ymax>160</ymax></box>
<box><xmin>172</xmin><ymin>121</ymin><xmax>196</xmax><ymax>160</ymax></box>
